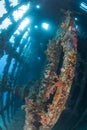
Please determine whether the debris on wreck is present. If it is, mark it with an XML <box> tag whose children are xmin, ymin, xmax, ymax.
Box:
<box><xmin>23</xmin><ymin>11</ymin><xmax>77</xmax><ymax>130</ymax></box>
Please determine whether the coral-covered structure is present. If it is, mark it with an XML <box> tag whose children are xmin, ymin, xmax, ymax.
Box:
<box><xmin>23</xmin><ymin>11</ymin><xmax>77</xmax><ymax>130</ymax></box>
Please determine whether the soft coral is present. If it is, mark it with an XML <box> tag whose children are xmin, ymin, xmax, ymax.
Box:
<box><xmin>46</xmin><ymin>78</ymin><xmax>65</xmax><ymax>99</ymax></box>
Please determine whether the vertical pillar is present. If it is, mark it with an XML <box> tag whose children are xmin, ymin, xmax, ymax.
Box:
<box><xmin>2</xmin><ymin>55</ymin><xmax>12</xmax><ymax>86</ymax></box>
<box><xmin>10</xmin><ymin>60</ymin><xmax>18</xmax><ymax>85</ymax></box>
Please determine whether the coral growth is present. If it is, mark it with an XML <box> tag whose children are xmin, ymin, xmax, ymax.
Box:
<box><xmin>23</xmin><ymin>11</ymin><xmax>77</xmax><ymax>130</ymax></box>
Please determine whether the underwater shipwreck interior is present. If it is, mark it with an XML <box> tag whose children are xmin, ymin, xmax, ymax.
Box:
<box><xmin>0</xmin><ymin>0</ymin><xmax>87</xmax><ymax>130</ymax></box>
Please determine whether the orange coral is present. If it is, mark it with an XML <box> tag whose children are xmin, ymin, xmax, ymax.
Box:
<box><xmin>46</xmin><ymin>78</ymin><xmax>64</xmax><ymax>99</ymax></box>
<box><xmin>53</xmin><ymin>78</ymin><xmax>65</xmax><ymax>88</ymax></box>
<box><xmin>65</xmin><ymin>66</ymin><xmax>73</xmax><ymax>74</ymax></box>
<box><xmin>53</xmin><ymin>87</ymin><xmax>62</xmax><ymax>105</ymax></box>
<box><xmin>41</xmin><ymin>116</ymin><xmax>48</xmax><ymax>124</ymax></box>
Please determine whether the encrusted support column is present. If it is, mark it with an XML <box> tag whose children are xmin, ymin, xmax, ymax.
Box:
<box><xmin>23</xmin><ymin>11</ymin><xmax>78</xmax><ymax>130</ymax></box>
